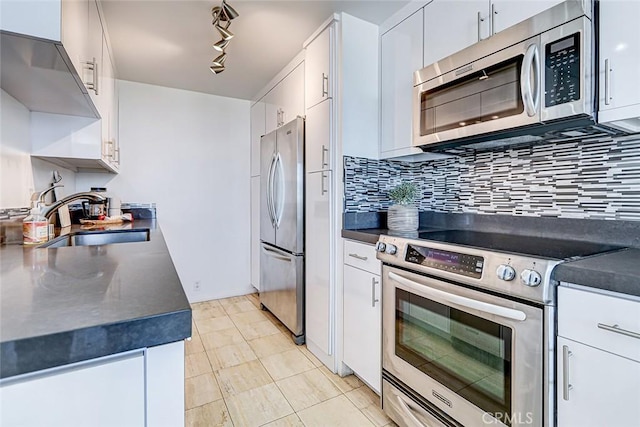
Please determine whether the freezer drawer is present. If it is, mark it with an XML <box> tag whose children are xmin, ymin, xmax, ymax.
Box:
<box><xmin>260</xmin><ymin>243</ymin><xmax>304</xmax><ymax>339</ymax></box>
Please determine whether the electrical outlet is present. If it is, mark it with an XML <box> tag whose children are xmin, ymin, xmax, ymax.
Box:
<box><xmin>193</xmin><ymin>281</ymin><xmax>201</xmax><ymax>291</ymax></box>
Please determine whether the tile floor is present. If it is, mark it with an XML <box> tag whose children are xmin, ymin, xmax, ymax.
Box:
<box><xmin>185</xmin><ymin>293</ymin><xmax>397</xmax><ymax>427</ymax></box>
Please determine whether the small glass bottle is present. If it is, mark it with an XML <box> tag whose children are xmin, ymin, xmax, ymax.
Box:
<box><xmin>23</xmin><ymin>203</ymin><xmax>49</xmax><ymax>245</ymax></box>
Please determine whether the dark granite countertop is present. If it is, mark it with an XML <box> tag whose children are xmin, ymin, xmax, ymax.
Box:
<box><xmin>553</xmin><ymin>248</ymin><xmax>640</xmax><ymax>297</ymax></box>
<box><xmin>0</xmin><ymin>220</ymin><xmax>191</xmax><ymax>378</ymax></box>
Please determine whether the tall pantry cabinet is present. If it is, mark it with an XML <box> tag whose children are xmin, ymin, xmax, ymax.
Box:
<box><xmin>303</xmin><ymin>13</ymin><xmax>379</xmax><ymax>372</ymax></box>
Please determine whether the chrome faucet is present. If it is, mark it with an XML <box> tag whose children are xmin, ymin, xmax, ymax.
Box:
<box><xmin>33</xmin><ymin>187</ymin><xmax>107</xmax><ymax>219</ymax></box>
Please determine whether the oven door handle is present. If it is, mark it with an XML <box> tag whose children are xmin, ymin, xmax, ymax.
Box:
<box><xmin>395</xmin><ymin>393</ymin><xmax>445</xmax><ymax>427</ymax></box>
<box><xmin>389</xmin><ymin>271</ymin><xmax>527</xmax><ymax>321</ymax></box>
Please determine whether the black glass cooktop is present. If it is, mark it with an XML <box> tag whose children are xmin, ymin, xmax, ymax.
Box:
<box><xmin>417</xmin><ymin>230</ymin><xmax>624</xmax><ymax>260</ymax></box>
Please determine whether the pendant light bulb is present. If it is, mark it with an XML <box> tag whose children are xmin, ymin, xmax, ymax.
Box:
<box><xmin>216</xmin><ymin>24</ymin><xmax>234</xmax><ymax>40</ymax></box>
<box><xmin>220</xmin><ymin>0</ymin><xmax>239</xmax><ymax>21</ymax></box>
<box><xmin>212</xmin><ymin>53</ymin><xmax>227</xmax><ymax>67</ymax></box>
<box><xmin>213</xmin><ymin>39</ymin><xmax>230</xmax><ymax>52</ymax></box>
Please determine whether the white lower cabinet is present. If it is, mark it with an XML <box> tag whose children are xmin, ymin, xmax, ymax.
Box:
<box><xmin>343</xmin><ymin>240</ymin><xmax>381</xmax><ymax>394</ymax></box>
<box><xmin>305</xmin><ymin>170</ymin><xmax>333</xmax><ymax>358</ymax></box>
<box><xmin>557</xmin><ymin>286</ymin><xmax>640</xmax><ymax>427</ymax></box>
<box><xmin>0</xmin><ymin>351</ymin><xmax>145</xmax><ymax>427</ymax></box>
<box><xmin>0</xmin><ymin>341</ymin><xmax>185</xmax><ymax>427</ymax></box>
<box><xmin>557</xmin><ymin>337</ymin><xmax>640</xmax><ymax>427</ymax></box>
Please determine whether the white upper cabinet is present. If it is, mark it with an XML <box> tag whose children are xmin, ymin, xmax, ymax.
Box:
<box><xmin>264</xmin><ymin>62</ymin><xmax>305</xmax><ymax>134</ymax></box>
<box><xmin>423</xmin><ymin>0</ymin><xmax>487</xmax><ymax>67</ymax></box>
<box><xmin>28</xmin><ymin>0</ymin><xmax>121</xmax><ymax>173</ymax></box>
<box><xmin>381</xmin><ymin>10</ymin><xmax>423</xmax><ymax>159</ymax></box>
<box><xmin>598</xmin><ymin>0</ymin><xmax>640</xmax><ymax>133</ymax></box>
<box><xmin>305</xmin><ymin>24</ymin><xmax>333</xmax><ymax>109</ymax></box>
<box><xmin>305</xmin><ymin>97</ymin><xmax>332</xmax><ymax>173</ymax></box>
<box><xmin>0</xmin><ymin>1</ymin><xmax>63</xmax><ymax>41</ymax></box>
<box><xmin>490</xmin><ymin>0</ymin><xmax>565</xmax><ymax>35</ymax></box>
<box><xmin>423</xmin><ymin>0</ymin><xmax>566</xmax><ymax>67</ymax></box>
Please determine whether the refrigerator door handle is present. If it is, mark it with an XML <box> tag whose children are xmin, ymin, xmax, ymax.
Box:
<box><xmin>267</xmin><ymin>153</ymin><xmax>277</xmax><ymax>227</ymax></box>
<box><xmin>274</xmin><ymin>152</ymin><xmax>285</xmax><ymax>229</ymax></box>
<box><xmin>261</xmin><ymin>243</ymin><xmax>292</xmax><ymax>262</ymax></box>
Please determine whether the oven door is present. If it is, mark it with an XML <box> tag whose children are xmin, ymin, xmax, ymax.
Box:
<box><xmin>382</xmin><ymin>266</ymin><xmax>543</xmax><ymax>427</ymax></box>
<box><xmin>413</xmin><ymin>36</ymin><xmax>541</xmax><ymax>149</ymax></box>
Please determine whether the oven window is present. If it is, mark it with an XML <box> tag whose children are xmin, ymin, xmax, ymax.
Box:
<box><xmin>420</xmin><ymin>57</ymin><xmax>524</xmax><ymax>137</ymax></box>
<box><xmin>396</xmin><ymin>288</ymin><xmax>512</xmax><ymax>424</ymax></box>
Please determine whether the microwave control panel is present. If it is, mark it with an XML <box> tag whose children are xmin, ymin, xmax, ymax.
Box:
<box><xmin>545</xmin><ymin>32</ymin><xmax>581</xmax><ymax>107</ymax></box>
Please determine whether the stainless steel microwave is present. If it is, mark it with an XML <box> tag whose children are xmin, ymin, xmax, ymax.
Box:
<box><xmin>413</xmin><ymin>1</ymin><xmax>599</xmax><ymax>150</ymax></box>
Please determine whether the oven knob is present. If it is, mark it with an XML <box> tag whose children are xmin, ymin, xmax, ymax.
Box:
<box><xmin>521</xmin><ymin>269</ymin><xmax>542</xmax><ymax>287</ymax></box>
<box><xmin>385</xmin><ymin>244</ymin><xmax>397</xmax><ymax>255</ymax></box>
<box><xmin>496</xmin><ymin>264</ymin><xmax>516</xmax><ymax>281</ymax></box>
<box><xmin>375</xmin><ymin>242</ymin><xmax>386</xmax><ymax>253</ymax></box>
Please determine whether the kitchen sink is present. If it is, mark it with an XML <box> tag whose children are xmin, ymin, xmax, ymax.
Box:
<box><xmin>40</xmin><ymin>229</ymin><xmax>150</xmax><ymax>248</ymax></box>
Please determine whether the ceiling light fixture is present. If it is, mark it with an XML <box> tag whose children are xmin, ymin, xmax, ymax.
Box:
<box><xmin>210</xmin><ymin>0</ymin><xmax>238</xmax><ymax>74</ymax></box>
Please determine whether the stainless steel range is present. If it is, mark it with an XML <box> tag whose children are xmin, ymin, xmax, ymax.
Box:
<box><xmin>376</xmin><ymin>230</ymin><xmax>621</xmax><ymax>427</ymax></box>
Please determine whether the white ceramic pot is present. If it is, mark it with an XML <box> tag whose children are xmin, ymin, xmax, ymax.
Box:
<box><xmin>387</xmin><ymin>205</ymin><xmax>419</xmax><ymax>232</ymax></box>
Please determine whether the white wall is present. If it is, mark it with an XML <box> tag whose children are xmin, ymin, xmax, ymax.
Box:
<box><xmin>0</xmin><ymin>89</ymin><xmax>76</xmax><ymax>209</ymax></box>
<box><xmin>76</xmin><ymin>81</ymin><xmax>252</xmax><ymax>302</ymax></box>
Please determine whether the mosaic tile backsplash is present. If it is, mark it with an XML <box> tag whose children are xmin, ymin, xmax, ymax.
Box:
<box><xmin>344</xmin><ymin>135</ymin><xmax>640</xmax><ymax>221</ymax></box>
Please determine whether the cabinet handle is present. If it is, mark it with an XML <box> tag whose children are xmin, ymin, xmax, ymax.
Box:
<box><xmin>477</xmin><ymin>12</ymin><xmax>485</xmax><ymax>42</ymax></box>
<box><xmin>491</xmin><ymin>3</ymin><xmax>497</xmax><ymax>36</ymax></box>
<box><xmin>321</xmin><ymin>145</ymin><xmax>329</xmax><ymax>168</ymax></box>
<box><xmin>604</xmin><ymin>59</ymin><xmax>612</xmax><ymax>106</ymax></box>
<box><xmin>322</xmin><ymin>73</ymin><xmax>329</xmax><ymax>98</ymax></box>
<box><xmin>562</xmin><ymin>345</ymin><xmax>573</xmax><ymax>401</ymax></box>
<box><xmin>371</xmin><ymin>277</ymin><xmax>379</xmax><ymax>307</ymax></box>
<box><xmin>597</xmin><ymin>323</ymin><xmax>640</xmax><ymax>340</ymax></box>
<box><xmin>321</xmin><ymin>172</ymin><xmax>328</xmax><ymax>195</ymax></box>
<box><xmin>84</xmin><ymin>58</ymin><xmax>99</xmax><ymax>95</ymax></box>
<box><xmin>348</xmin><ymin>253</ymin><xmax>368</xmax><ymax>261</ymax></box>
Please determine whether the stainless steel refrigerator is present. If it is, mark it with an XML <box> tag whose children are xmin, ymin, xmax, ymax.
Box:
<box><xmin>260</xmin><ymin>117</ymin><xmax>304</xmax><ymax>344</ymax></box>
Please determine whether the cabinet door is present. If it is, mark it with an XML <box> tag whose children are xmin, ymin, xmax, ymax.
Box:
<box><xmin>102</xmin><ymin>34</ymin><xmax>115</xmax><ymax>165</ymax></box>
<box><xmin>490</xmin><ymin>0</ymin><xmax>564</xmax><ymax>35</ymax></box>
<box><xmin>278</xmin><ymin>61</ymin><xmax>305</xmax><ymax>126</ymax></box>
<box><xmin>305</xmin><ymin>100</ymin><xmax>332</xmax><ymax>173</ymax></box>
<box><xmin>0</xmin><ymin>351</ymin><xmax>145</xmax><ymax>427</ymax></box>
<box><xmin>305</xmin><ymin>24</ymin><xmax>333</xmax><ymax>109</ymax></box>
<box><xmin>250</xmin><ymin>101</ymin><xmax>266</xmax><ymax>177</ymax></box>
<box><xmin>381</xmin><ymin>10</ymin><xmax>423</xmax><ymax>158</ymax></box>
<box><xmin>264</xmin><ymin>84</ymin><xmax>280</xmax><ymax>134</ymax></box>
<box><xmin>61</xmin><ymin>0</ymin><xmax>89</xmax><ymax>77</ymax></box>
<box><xmin>423</xmin><ymin>0</ymin><xmax>488</xmax><ymax>67</ymax></box>
<box><xmin>343</xmin><ymin>264</ymin><xmax>381</xmax><ymax>393</ymax></box>
<box><xmin>305</xmin><ymin>170</ymin><xmax>332</xmax><ymax>356</ymax></box>
<box><xmin>250</xmin><ymin>176</ymin><xmax>261</xmax><ymax>290</ymax></box>
<box><xmin>598</xmin><ymin>0</ymin><xmax>640</xmax><ymax>117</ymax></box>
<box><xmin>0</xmin><ymin>0</ymin><xmax>61</xmax><ymax>41</ymax></box>
<box><xmin>86</xmin><ymin>0</ymin><xmax>104</xmax><ymax>110</ymax></box>
<box><xmin>557</xmin><ymin>337</ymin><xmax>640</xmax><ymax>427</ymax></box>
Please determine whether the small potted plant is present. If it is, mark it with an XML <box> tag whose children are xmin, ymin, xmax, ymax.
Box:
<box><xmin>387</xmin><ymin>182</ymin><xmax>419</xmax><ymax>232</ymax></box>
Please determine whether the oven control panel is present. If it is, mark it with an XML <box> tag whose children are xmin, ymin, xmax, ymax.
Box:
<box><xmin>404</xmin><ymin>244</ymin><xmax>484</xmax><ymax>279</ymax></box>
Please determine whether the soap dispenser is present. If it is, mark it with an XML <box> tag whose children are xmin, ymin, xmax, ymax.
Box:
<box><xmin>23</xmin><ymin>203</ymin><xmax>49</xmax><ymax>245</ymax></box>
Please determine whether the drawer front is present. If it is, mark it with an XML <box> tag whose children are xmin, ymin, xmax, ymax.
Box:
<box><xmin>343</xmin><ymin>239</ymin><xmax>380</xmax><ymax>275</ymax></box>
<box><xmin>558</xmin><ymin>286</ymin><xmax>640</xmax><ymax>362</ymax></box>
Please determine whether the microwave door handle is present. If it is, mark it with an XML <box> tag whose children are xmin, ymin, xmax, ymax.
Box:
<box><xmin>389</xmin><ymin>271</ymin><xmax>527</xmax><ymax>321</ymax></box>
<box><xmin>521</xmin><ymin>44</ymin><xmax>539</xmax><ymax>117</ymax></box>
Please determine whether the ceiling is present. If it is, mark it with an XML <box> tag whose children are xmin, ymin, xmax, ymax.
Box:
<box><xmin>101</xmin><ymin>0</ymin><xmax>410</xmax><ymax>101</ymax></box>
